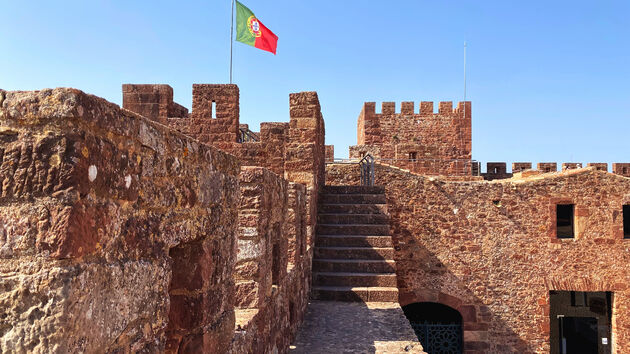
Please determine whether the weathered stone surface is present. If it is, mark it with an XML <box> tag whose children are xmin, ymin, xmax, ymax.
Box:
<box><xmin>228</xmin><ymin>165</ymin><xmax>314</xmax><ymax>352</ymax></box>
<box><xmin>122</xmin><ymin>84</ymin><xmax>188</xmax><ymax>125</ymax></box>
<box><xmin>0</xmin><ymin>88</ymin><xmax>240</xmax><ymax>353</ymax></box>
<box><xmin>327</xmin><ymin>163</ymin><xmax>630</xmax><ymax>352</ymax></box>
<box><xmin>1</xmin><ymin>83</ymin><xmax>325</xmax><ymax>354</ymax></box>
<box><xmin>324</xmin><ymin>145</ymin><xmax>334</xmax><ymax>162</ymax></box>
<box><xmin>349</xmin><ymin>101</ymin><xmax>471</xmax><ymax>176</ymax></box>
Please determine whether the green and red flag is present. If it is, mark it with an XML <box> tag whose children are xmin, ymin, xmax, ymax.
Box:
<box><xmin>235</xmin><ymin>1</ymin><xmax>278</xmax><ymax>54</ymax></box>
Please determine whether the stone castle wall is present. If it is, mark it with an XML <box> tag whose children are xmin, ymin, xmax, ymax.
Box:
<box><xmin>480</xmin><ymin>162</ymin><xmax>630</xmax><ymax>180</ymax></box>
<box><xmin>0</xmin><ymin>88</ymin><xmax>240</xmax><ymax>352</ymax></box>
<box><xmin>11</xmin><ymin>81</ymin><xmax>630</xmax><ymax>353</ymax></box>
<box><xmin>326</xmin><ymin>163</ymin><xmax>630</xmax><ymax>353</ymax></box>
<box><xmin>350</xmin><ymin>101</ymin><xmax>472</xmax><ymax>175</ymax></box>
<box><xmin>123</xmin><ymin>84</ymin><xmax>189</xmax><ymax>125</ymax></box>
<box><xmin>123</xmin><ymin>84</ymin><xmax>325</xmax><ymax>245</ymax></box>
<box><xmin>0</xmin><ymin>85</ymin><xmax>325</xmax><ymax>353</ymax></box>
<box><xmin>123</xmin><ymin>84</ymin><xmax>326</xmax><ymax>353</ymax></box>
<box><xmin>229</xmin><ymin>168</ymin><xmax>311</xmax><ymax>353</ymax></box>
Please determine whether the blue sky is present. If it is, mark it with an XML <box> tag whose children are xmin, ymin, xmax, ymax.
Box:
<box><xmin>1</xmin><ymin>1</ymin><xmax>629</xmax><ymax>169</ymax></box>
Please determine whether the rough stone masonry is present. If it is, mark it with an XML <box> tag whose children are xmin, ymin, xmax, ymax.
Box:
<box><xmin>0</xmin><ymin>84</ymin><xmax>326</xmax><ymax>353</ymax></box>
<box><xmin>0</xmin><ymin>88</ymin><xmax>241</xmax><ymax>352</ymax></box>
<box><xmin>324</xmin><ymin>98</ymin><xmax>630</xmax><ymax>353</ymax></box>
<box><xmin>4</xmin><ymin>83</ymin><xmax>630</xmax><ymax>354</ymax></box>
<box><xmin>327</xmin><ymin>162</ymin><xmax>630</xmax><ymax>352</ymax></box>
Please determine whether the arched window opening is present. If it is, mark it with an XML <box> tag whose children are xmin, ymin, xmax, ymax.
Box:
<box><xmin>402</xmin><ymin>302</ymin><xmax>463</xmax><ymax>354</ymax></box>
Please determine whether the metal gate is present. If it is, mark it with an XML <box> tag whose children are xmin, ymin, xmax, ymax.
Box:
<box><xmin>359</xmin><ymin>154</ymin><xmax>375</xmax><ymax>186</ymax></box>
<box><xmin>410</xmin><ymin>323</ymin><xmax>462</xmax><ymax>354</ymax></box>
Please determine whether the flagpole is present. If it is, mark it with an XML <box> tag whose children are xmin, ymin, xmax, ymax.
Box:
<box><xmin>230</xmin><ymin>0</ymin><xmax>235</xmax><ymax>84</ymax></box>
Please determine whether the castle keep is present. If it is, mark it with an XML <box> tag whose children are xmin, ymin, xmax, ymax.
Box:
<box><xmin>350</xmin><ymin>100</ymin><xmax>472</xmax><ymax>176</ymax></box>
<box><xmin>1</xmin><ymin>84</ymin><xmax>629</xmax><ymax>353</ymax></box>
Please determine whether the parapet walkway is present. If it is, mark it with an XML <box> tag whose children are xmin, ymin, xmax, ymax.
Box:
<box><xmin>289</xmin><ymin>301</ymin><xmax>424</xmax><ymax>353</ymax></box>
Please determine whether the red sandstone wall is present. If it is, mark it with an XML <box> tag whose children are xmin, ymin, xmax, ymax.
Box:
<box><xmin>326</xmin><ymin>163</ymin><xmax>630</xmax><ymax>353</ymax></box>
<box><xmin>0</xmin><ymin>83</ymin><xmax>324</xmax><ymax>353</ymax></box>
<box><xmin>326</xmin><ymin>163</ymin><xmax>361</xmax><ymax>185</ymax></box>
<box><xmin>123</xmin><ymin>84</ymin><xmax>326</xmax><ymax>353</ymax></box>
<box><xmin>613</xmin><ymin>163</ymin><xmax>630</xmax><ymax>177</ymax></box>
<box><xmin>513</xmin><ymin>162</ymin><xmax>533</xmax><ymax>173</ymax></box>
<box><xmin>482</xmin><ymin>162</ymin><xmax>512</xmax><ymax>180</ymax></box>
<box><xmin>125</xmin><ymin>84</ymin><xmax>326</xmax><ymax>186</ymax></box>
<box><xmin>228</xmin><ymin>122</ymin><xmax>289</xmax><ymax>176</ymax></box>
<box><xmin>219</xmin><ymin>90</ymin><xmax>324</xmax><ymax>354</ymax></box>
<box><xmin>161</xmin><ymin>86</ymin><xmax>326</xmax><ymax>244</ymax></box>
<box><xmin>325</xmin><ymin>145</ymin><xmax>334</xmax><ymax>162</ymax></box>
<box><xmin>286</xmin><ymin>91</ymin><xmax>326</xmax><ymax>244</ymax></box>
<box><xmin>351</xmin><ymin>101</ymin><xmax>472</xmax><ymax>175</ymax></box>
<box><xmin>0</xmin><ymin>88</ymin><xmax>240</xmax><ymax>352</ymax></box>
<box><xmin>189</xmin><ymin>84</ymin><xmax>240</xmax><ymax>150</ymax></box>
<box><xmin>122</xmin><ymin>84</ymin><xmax>188</xmax><ymax>125</ymax></box>
<box><xmin>229</xmin><ymin>168</ymin><xmax>311</xmax><ymax>353</ymax></box>
<box><xmin>235</xmin><ymin>167</ymin><xmax>288</xmax><ymax>310</ymax></box>
<box><xmin>480</xmin><ymin>162</ymin><xmax>630</xmax><ymax>180</ymax></box>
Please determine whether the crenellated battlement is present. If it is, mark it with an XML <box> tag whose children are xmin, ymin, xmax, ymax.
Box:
<box><xmin>124</xmin><ymin>83</ymin><xmax>325</xmax><ymax>178</ymax></box>
<box><xmin>613</xmin><ymin>163</ymin><xmax>630</xmax><ymax>177</ymax></box>
<box><xmin>122</xmin><ymin>84</ymin><xmax>189</xmax><ymax>125</ymax></box>
<box><xmin>361</xmin><ymin>101</ymin><xmax>471</xmax><ymax>117</ymax></box>
<box><xmin>479</xmin><ymin>161</ymin><xmax>630</xmax><ymax>180</ymax></box>
<box><xmin>354</xmin><ymin>99</ymin><xmax>472</xmax><ymax>176</ymax></box>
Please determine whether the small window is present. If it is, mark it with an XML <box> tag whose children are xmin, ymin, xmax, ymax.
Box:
<box><xmin>493</xmin><ymin>167</ymin><xmax>498</xmax><ymax>174</ymax></box>
<box><xmin>623</xmin><ymin>205</ymin><xmax>630</xmax><ymax>238</ymax></box>
<box><xmin>556</xmin><ymin>204</ymin><xmax>574</xmax><ymax>238</ymax></box>
<box><xmin>211</xmin><ymin>101</ymin><xmax>217</xmax><ymax>119</ymax></box>
<box><xmin>409</xmin><ymin>152</ymin><xmax>417</xmax><ymax>162</ymax></box>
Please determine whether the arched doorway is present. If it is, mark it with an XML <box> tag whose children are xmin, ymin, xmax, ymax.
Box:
<box><xmin>402</xmin><ymin>302</ymin><xmax>463</xmax><ymax>354</ymax></box>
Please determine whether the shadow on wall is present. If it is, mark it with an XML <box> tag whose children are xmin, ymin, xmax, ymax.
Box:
<box><xmin>402</xmin><ymin>302</ymin><xmax>463</xmax><ymax>354</ymax></box>
<box><xmin>392</xmin><ymin>218</ymin><xmax>532</xmax><ymax>353</ymax></box>
<box><xmin>323</xmin><ymin>164</ymin><xmax>532</xmax><ymax>352</ymax></box>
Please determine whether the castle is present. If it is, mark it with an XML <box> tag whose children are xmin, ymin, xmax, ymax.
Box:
<box><xmin>1</xmin><ymin>84</ymin><xmax>629</xmax><ymax>353</ymax></box>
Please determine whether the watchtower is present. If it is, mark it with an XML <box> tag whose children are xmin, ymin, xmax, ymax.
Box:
<box><xmin>349</xmin><ymin>100</ymin><xmax>472</xmax><ymax>175</ymax></box>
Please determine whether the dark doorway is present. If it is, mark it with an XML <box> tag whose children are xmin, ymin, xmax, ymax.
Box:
<box><xmin>402</xmin><ymin>302</ymin><xmax>462</xmax><ymax>354</ymax></box>
<box><xmin>550</xmin><ymin>291</ymin><xmax>612</xmax><ymax>354</ymax></box>
<box><xmin>559</xmin><ymin>317</ymin><xmax>598</xmax><ymax>354</ymax></box>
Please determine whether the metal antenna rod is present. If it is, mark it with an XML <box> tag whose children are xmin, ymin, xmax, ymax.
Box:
<box><xmin>464</xmin><ymin>41</ymin><xmax>467</xmax><ymax>101</ymax></box>
<box><xmin>230</xmin><ymin>0</ymin><xmax>235</xmax><ymax>83</ymax></box>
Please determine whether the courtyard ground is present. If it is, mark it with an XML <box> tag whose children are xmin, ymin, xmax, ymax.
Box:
<box><xmin>290</xmin><ymin>301</ymin><xmax>424</xmax><ymax>353</ymax></box>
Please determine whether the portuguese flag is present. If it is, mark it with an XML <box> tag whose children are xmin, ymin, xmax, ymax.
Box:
<box><xmin>235</xmin><ymin>1</ymin><xmax>278</xmax><ymax>54</ymax></box>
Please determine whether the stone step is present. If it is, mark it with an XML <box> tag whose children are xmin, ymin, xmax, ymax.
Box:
<box><xmin>320</xmin><ymin>194</ymin><xmax>387</xmax><ymax>205</ymax></box>
<box><xmin>317</xmin><ymin>224</ymin><xmax>389</xmax><ymax>236</ymax></box>
<box><xmin>316</xmin><ymin>235</ymin><xmax>393</xmax><ymax>247</ymax></box>
<box><xmin>319</xmin><ymin>203</ymin><xmax>388</xmax><ymax>215</ymax></box>
<box><xmin>313</xmin><ymin>272</ymin><xmax>397</xmax><ymax>287</ymax></box>
<box><xmin>311</xmin><ymin>286</ymin><xmax>399</xmax><ymax>302</ymax></box>
<box><xmin>322</xmin><ymin>185</ymin><xmax>385</xmax><ymax>194</ymax></box>
<box><xmin>313</xmin><ymin>259</ymin><xmax>396</xmax><ymax>273</ymax></box>
<box><xmin>314</xmin><ymin>246</ymin><xmax>394</xmax><ymax>260</ymax></box>
<box><xmin>317</xmin><ymin>213</ymin><xmax>389</xmax><ymax>225</ymax></box>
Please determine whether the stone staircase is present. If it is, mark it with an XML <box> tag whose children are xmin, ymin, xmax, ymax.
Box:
<box><xmin>312</xmin><ymin>185</ymin><xmax>398</xmax><ymax>302</ymax></box>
